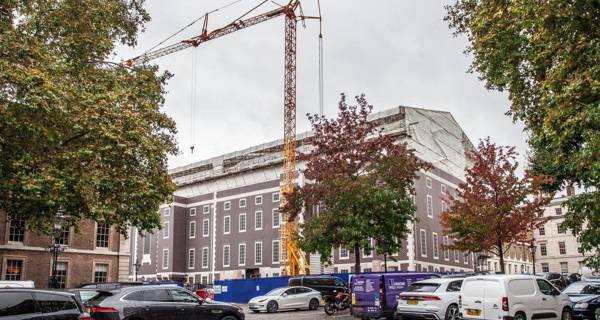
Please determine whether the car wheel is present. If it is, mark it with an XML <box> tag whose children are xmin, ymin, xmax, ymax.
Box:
<box><xmin>514</xmin><ymin>312</ymin><xmax>526</xmax><ymax>320</ymax></box>
<box><xmin>220</xmin><ymin>316</ymin><xmax>238</xmax><ymax>320</ymax></box>
<box><xmin>309</xmin><ymin>298</ymin><xmax>320</xmax><ymax>310</ymax></box>
<box><xmin>561</xmin><ymin>308</ymin><xmax>572</xmax><ymax>320</ymax></box>
<box><xmin>267</xmin><ymin>300</ymin><xmax>279</xmax><ymax>313</ymax></box>
<box><xmin>445</xmin><ymin>304</ymin><xmax>460</xmax><ymax>320</ymax></box>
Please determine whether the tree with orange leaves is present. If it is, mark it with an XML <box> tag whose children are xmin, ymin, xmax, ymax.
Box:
<box><xmin>440</xmin><ymin>138</ymin><xmax>551</xmax><ymax>274</ymax></box>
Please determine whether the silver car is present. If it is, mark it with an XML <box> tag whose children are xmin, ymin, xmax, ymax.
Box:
<box><xmin>248</xmin><ymin>286</ymin><xmax>322</xmax><ymax>313</ymax></box>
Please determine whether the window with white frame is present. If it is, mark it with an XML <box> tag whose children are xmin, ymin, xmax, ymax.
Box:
<box><xmin>55</xmin><ymin>262</ymin><xmax>68</xmax><ymax>288</ymax></box>
<box><xmin>420</xmin><ymin>229</ymin><xmax>427</xmax><ymax>257</ymax></box>
<box><xmin>203</xmin><ymin>219</ymin><xmax>209</xmax><ymax>237</ymax></box>
<box><xmin>188</xmin><ymin>249</ymin><xmax>195</xmax><ymax>269</ymax></box>
<box><xmin>559</xmin><ymin>241</ymin><xmax>567</xmax><ymax>254</ymax></box>
<box><xmin>239</xmin><ymin>243</ymin><xmax>246</xmax><ymax>266</ymax></box>
<box><xmin>272</xmin><ymin>240</ymin><xmax>281</xmax><ymax>263</ymax></box>
<box><xmin>454</xmin><ymin>250</ymin><xmax>459</xmax><ymax>262</ymax></box>
<box><xmin>94</xmin><ymin>263</ymin><xmax>108</xmax><ymax>283</ymax></box>
<box><xmin>541</xmin><ymin>263</ymin><xmax>549</xmax><ymax>273</ymax></box>
<box><xmin>443</xmin><ymin>236</ymin><xmax>450</xmax><ymax>260</ymax></box>
<box><xmin>239</xmin><ymin>213</ymin><xmax>246</xmax><ymax>232</ymax></box>
<box><xmin>272</xmin><ymin>192</ymin><xmax>280</xmax><ymax>202</ymax></box>
<box><xmin>8</xmin><ymin>217</ymin><xmax>25</xmax><ymax>242</ymax></box>
<box><xmin>57</xmin><ymin>227</ymin><xmax>70</xmax><ymax>246</ymax></box>
<box><xmin>463</xmin><ymin>252</ymin><xmax>469</xmax><ymax>264</ymax></box>
<box><xmin>190</xmin><ymin>208</ymin><xmax>196</xmax><ymax>216</ymax></box>
<box><xmin>426</xmin><ymin>195</ymin><xmax>433</xmax><ymax>218</ymax></box>
<box><xmin>189</xmin><ymin>221</ymin><xmax>196</xmax><ymax>239</ymax></box>
<box><xmin>162</xmin><ymin>249</ymin><xmax>169</xmax><ymax>269</ymax></box>
<box><xmin>223</xmin><ymin>245</ymin><xmax>230</xmax><ymax>267</ymax></box>
<box><xmin>540</xmin><ymin>242</ymin><xmax>547</xmax><ymax>256</ymax></box>
<box><xmin>442</xmin><ymin>201</ymin><xmax>448</xmax><ymax>213</ymax></box>
<box><xmin>255</xmin><ymin>242</ymin><xmax>262</xmax><ymax>265</ymax></box>
<box><xmin>239</xmin><ymin>198</ymin><xmax>246</xmax><ymax>208</ymax></box>
<box><xmin>202</xmin><ymin>247</ymin><xmax>209</xmax><ymax>268</ymax></box>
<box><xmin>164</xmin><ymin>208</ymin><xmax>170</xmax><ymax>216</ymax></box>
<box><xmin>4</xmin><ymin>259</ymin><xmax>23</xmax><ymax>280</ymax></box>
<box><xmin>555</xmin><ymin>207</ymin><xmax>563</xmax><ymax>215</ymax></box>
<box><xmin>539</xmin><ymin>226</ymin><xmax>546</xmax><ymax>236</ymax></box>
<box><xmin>143</xmin><ymin>232</ymin><xmax>151</xmax><ymax>254</ymax></box>
<box><xmin>441</xmin><ymin>184</ymin><xmax>447</xmax><ymax>195</ymax></box>
<box><xmin>203</xmin><ymin>205</ymin><xmax>210</xmax><ymax>214</ymax></box>
<box><xmin>272</xmin><ymin>209</ymin><xmax>280</xmax><ymax>228</ymax></box>
<box><xmin>426</xmin><ymin>177</ymin><xmax>432</xmax><ymax>188</ymax></box>
<box><xmin>432</xmin><ymin>233</ymin><xmax>439</xmax><ymax>259</ymax></box>
<box><xmin>340</xmin><ymin>246</ymin><xmax>349</xmax><ymax>259</ymax></box>
<box><xmin>255</xmin><ymin>195</ymin><xmax>262</xmax><ymax>205</ymax></box>
<box><xmin>223</xmin><ymin>216</ymin><xmax>231</xmax><ymax>234</ymax></box>
<box><xmin>362</xmin><ymin>238</ymin><xmax>373</xmax><ymax>258</ymax></box>
<box><xmin>96</xmin><ymin>223</ymin><xmax>110</xmax><ymax>248</ymax></box>
<box><xmin>255</xmin><ymin>211</ymin><xmax>263</xmax><ymax>230</ymax></box>
<box><xmin>224</xmin><ymin>201</ymin><xmax>231</xmax><ymax>211</ymax></box>
<box><xmin>560</xmin><ymin>261</ymin><xmax>568</xmax><ymax>274</ymax></box>
<box><xmin>163</xmin><ymin>221</ymin><xmax>170</xmax><ymax>239</ymax></box>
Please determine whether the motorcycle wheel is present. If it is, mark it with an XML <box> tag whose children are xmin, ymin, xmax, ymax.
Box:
<box><xmin>324</xmin><ymin>303</ymin><xmax>337</xmax><ymax>316</ymax></box>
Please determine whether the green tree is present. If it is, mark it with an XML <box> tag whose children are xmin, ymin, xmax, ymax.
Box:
<box><xmin>285</xmin><ymin>94</ymin><xmax>429</xmax><ymax>273</ymax></box>
<box><xmin>446</xmin><ymin>1</ymin><xmax>600</xmax><ymax>267</ymax></box>
<box><xmin>0</xmin><ymin>0</ymin><xmax>177</xmax><ymax>235</ymax></box>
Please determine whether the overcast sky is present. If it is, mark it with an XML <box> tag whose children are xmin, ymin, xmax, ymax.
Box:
<box><xmin>115</xmin><ymin>0</ymin><xmax>528</xmax><ymax>170</ymax></box>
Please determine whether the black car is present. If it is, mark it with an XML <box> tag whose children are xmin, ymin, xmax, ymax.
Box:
<box><xmin>86</xmin><ymin>285</ymin><xmax>244</xmax><ymax>320</ymax></box>
<box><xmin>288</xmin><ymin>276</ymin><xmax>347</xmax><ymax>297</ymax></box>
<box><xmin>572</xmin><ymin>295</ymin><xmax>600</xmax><ymax>320</ymax></box>
<box><xmin>0</xmin><ymin>288</ymin><xmax>90</xmax><ymax>320</ymax></box>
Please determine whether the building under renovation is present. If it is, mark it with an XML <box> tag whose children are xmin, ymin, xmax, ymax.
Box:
<box><xmin>131</xmin><ymin>106</ymin><xmax>478</xmax><ymax>283</ymax></box>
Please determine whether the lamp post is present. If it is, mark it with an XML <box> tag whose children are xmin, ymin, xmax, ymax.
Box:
<box><xmin>528</xmin><ymin>240</ymin><xmax>537</xmax><ymax>275</ymax></box>
<box><xmin>133</xmin><ymin>260</ymin><xmax>141</xmax><ymax>282</ymax></box>
<box><xmin>48</xmin><ymin>210</ymin><xmax>66</xmax><ymax>289</ymax></box>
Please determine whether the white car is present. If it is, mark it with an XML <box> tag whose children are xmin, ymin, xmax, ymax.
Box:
<box><xmin>460</xmin><ymin>275</ymin><xmax>573</xmax><ymax>320</ymax></box>
<box><xmin>396</xmin><ymin>277</ymin><xmax>464</xmax><ymax>320</ymax></box>
<box><xmin>248</xmin><ymin>286</ymin><xmax>322</xmax><ymax>313</ymax></box>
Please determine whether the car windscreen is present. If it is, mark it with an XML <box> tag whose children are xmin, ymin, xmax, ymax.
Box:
<box><xmin>79</xmin><ymin>290</ymin><xmax>101</xmax><ymax>302</ymax></box>
<box><xmin>85</xmin><ymin>291</ymin><xmax>113</xmax><ymax>306</ymax></box>
<box><xmin>405</xmin><ymin>283</ymin><xmax>440</xmax><ymax>293</ymax></box>
<box><xmin>564</xmin><ymin>283</ymin><xmax>600</xmax><ymax>295</ymax></box>
<box><xmin>265</xmin><ymin>288</ymin><xmax>286</xmax><ymax>296</ymax></box>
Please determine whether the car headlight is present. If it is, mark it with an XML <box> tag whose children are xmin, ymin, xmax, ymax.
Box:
<box><xmin>574</xmin><ymin>302</ymin><xmax>588</xmax><ymax>309</ymax></box>
<box><xmin>258</xmin><ymin>298</ymin><xmax>267</xmax><ymax>303</ymax></box>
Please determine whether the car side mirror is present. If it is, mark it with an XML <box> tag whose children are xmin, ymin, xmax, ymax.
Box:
<box><xmin>282</xmin><ymin>293</ymin><xmax>288</xmax><ymax>297</ymax></box>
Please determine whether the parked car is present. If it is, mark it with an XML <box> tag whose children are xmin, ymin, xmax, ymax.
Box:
<box><xmin>459</xmin><ymin>275</ymin><xmax>572</xmax><ymax>320</ymax></box>
<box><xmin>563</xmin><ymin>281</ymin><xmax>600</xmax><ymax>303</ymax></box>
<box><xmin>86</xmin><ymin>285</ymin><xmax>244</xmax><ymax>320</ymax></box>
<box><xmin>289</xmin><ymin>276</ymin><xmax>347</xmax><ymax>297</ymax></box>
<box><xmin>67</xmin><ymin>288</ymin><xmax>103</xmax><ymax>306</ymax></box>
<box><xmin>0</xmin><ymin>280</ymin><xmax>35</xmax><ymax>288</ymax></box>
<box><xmin>0</xmin><ymin>288</ymin><xmax>91</xmax><ymax>320</ymax></box>
<box><xmin>572</xmin><ymin>295</ymin><xmax>600</xmax><ymax>320</ymax></box>
<box><xmin>538</xmin><ymin>272</ymin><xmax>569</xmax><ymax>291</ymax></box>
<box><xmin>396</xmin><ymin>277</ymin><xmax>463</xmax><ymax>320</ymax></box>
<box><xmin>248</xmin><ymin>286</ymin><xmax>322</xmax><ymax>313</ymax></box>
<box><xmin>79</xmin><ymin>282</ymin><xmax>143</xmax><ymax>290</ymax></box>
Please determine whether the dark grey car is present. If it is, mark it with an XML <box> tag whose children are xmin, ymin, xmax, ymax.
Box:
<box><xmin>87</xmin><ymin>285</ymin><xmax>244</xmax><ymax>320</ymax></box>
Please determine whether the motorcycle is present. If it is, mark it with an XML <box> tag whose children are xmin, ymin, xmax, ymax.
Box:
<box><xmin>324</xmin><ymin>291</ymin><xmax>350</xmax><ymax>316</ymax></box>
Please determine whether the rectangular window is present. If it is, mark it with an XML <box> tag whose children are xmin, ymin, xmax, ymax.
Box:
<box><xmin>203</xmin><ymin>205</ymin><xmax>210</xmax><ymax>214</ymax></box>
<box><xmin>4</xmin><ymin>259</ymin><xmax>23</xmax><ymax>280</ymax></box>
<box><xmin>143</xmin><ymin>232</ymin><xmax>151</xmax><ymax>254</ymax></box>
<box><xmin>541</xmin><ymin>263</ymin><xmax>549</xmax><ymax>273</ymax></box>
<box><xmin>96</xmin><ymin>224</ymin><xmax>110</xmax><ymax>248</ymax></box>
<box><xmin>420</xmin><ymin>229</ymin><xmax>427</xmax><ymax>257</ymax></box>
<box><xmin>188</xmin><ymin>249</ymin><xmax>195</xmax><ymax>269</ymax></box>
<box><xmin>164</xmin><ymin>208</ymin><xmax>170</xmax><ymax>216</ymax></box>
<box><xmin>239</xmin><ymin>198</ymin><xmax>246</xmax><ymax>208</ymax></box>
<box><xmin>539</xmin><ymin>226</ymin><xmax>546</xmax><ymax>236</ymax></box>
<box><xmin>272</xmin><ymin>240</ymin><xmax>281</xmax><ymax>263</ymax></box>
<box><xmin>55</xmin><ymin>262</ymin><xmax>68</xmax><ymax>288</ymax></box>
<box><xmin>224</xmin><ymin>201</ymin><xmax>231</xmax><ymax>211</ymax></box>
<box><xmin>426</xmin><ymin>177</ymin><xmax>432</xmax><ymax>188</ymax></box>
<box><xmin>362</xmin><ymin>238</ymin><xmax>373</xmax><ymax>258</ymax></box>
<box><xmin>57</xmin><ymin>228</ymin><xmax>70</xmax><ymax>246</ymax></box>
<box><xmin>540</xmin><ymin>243</ymin><xmax>547</xmax><ymax>256</ymax></box>
<box><xmin>340</xmin><ymin>246</ymin><xmax>349</xmax><ymax>259</ymax></box>
<box><xmin>426</xmin><ymin>195</ymin><xmax>433</xmax><ymax>218</ymax></box>
<box><xmin>272</xmin><ymin>209</ymin><xmax>280</xmax><ymax>228</ymax></box>
<box><xmin>255</xmin><ymin>242</ymin><xmax>262</xmax><ymax>265</ymax></box>
<box><xmin>560</xmin><ymin>262</ymin><xmax>568</xmax><ymax>274</ymax></box>
<box><xmin>223</xmin><ymin>216</ymin><xmax>231</xmax><ymax>234</ymax></box>
<box><xmin>463</xmin><ymin>252</ymin><xmax>469</xmax><ymax>264</ymax></box>
<box><xmin>272</xmin><ymin>192</ymin><xmax>280</xmax><ymax>202</ymax></box>
<box><xmin>255</xmin><ymin>195</ymin><xmax>263</xmax><ymax>205</ymax></box>
<box><xmin>443</xmin><ymin>236</ymin><xmax>450</xmax><ymax>260</ymax></box>
<box><xmin>255</xmin><ymin>211</ymin><xmax>263</xmax><ymax>230</ymax></box>
<box><xmin>558</xmin><ymin>224</ymin><xmax>566</xmax><ymax>234</ymax></box>
<box><xmin>559</xmin><ymin>241</ymin><xmax>567</xmax><ymax>254</ymax></box>
<box><xmin>454</xmin><ymin>250</ymin><xmax>459</xmax><ymax>262</ymax></box>
<box><xmin>8</xmin><ymin>217</ymin><xmax>25</xmax><ymax>242</ymax></box>
<box><xmin>203</xmin><ymin>219</ymin><xmax>209</xmax><ymax>237</ymax></box>
<box><xmin>442</xmin><ymin>201</ymin><xmax>448</xmax><ymax>213</ymax></box>
<box><xmin>441</xmin><ymin>184</ymin><xmax>447</xmax><ymax>195</ymax></box>
<box><xmin>189</xmin><ymin>221</ymin><xmax>196</xmax><ymax>239</ymax></box>
<box><xmin>94</xmin><ymin>263</ymin><xmax>108</xmax><ymax>283</ymax></box>
<box><xmin>163</xmin><ymin>221</ymin><xmax>170</xmax><ymax>239</ymax></box>
<box><xmin>239</xmin><ymin>213</ymin><xmax>246</xmax><ymax>232</ymax></box>
<box><xmin>239</xmin><ymin>243</ymin><xmax>246</xmax><ymax>266</ymax></box>
<box><xmin>432</xmin><ymin>233</ymin><xmax>439</xmax><ymax>259</ymax></box>
<box><xmin>223</xmin><ymin>245</ymin><xmax>230</xmax><ymax>267</ymax></box>
<box><xmin>162</xmin><ymin>249</ymin><xmax>169</xmax><ymax>269</ymax></box>
<box><xmin>190</xmin><ymin>208</ymin><xmax>196</xmax><ymax>216</ymax></box>
<box><xmin>202</xmin><ymin>247</ymin><xmax>209</xmax><ymax>268</ymax></box>
<box><xmin>555</xmin><ymin>207</ymin><xmax>563</xmax><ymax>215</ymax></box>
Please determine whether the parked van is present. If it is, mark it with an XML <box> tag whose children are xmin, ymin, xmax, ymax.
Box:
<box><xmin>288</xmin><ymin>276</ymin><xmax>347</xmax><ymax>297</ymax></box>
<box><xmin>460</xmin><ymin>275</ymin><xmax>573</xmax><ymax>320</ymax></box>
<box><xmin>351</xmin><ymin>273</ymin><xmax>438</xmax><ymax>319</ymax></box>
<box><xmin>0</xmin><ymin>280</ymin><xmax>34</xmax><ymax>288</ymax></box>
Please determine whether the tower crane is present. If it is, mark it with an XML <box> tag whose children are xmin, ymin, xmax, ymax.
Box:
<box><xmin>126</xmin><ymin>0</ymin><xmax>318</xmax><ymax>276</ymax></box>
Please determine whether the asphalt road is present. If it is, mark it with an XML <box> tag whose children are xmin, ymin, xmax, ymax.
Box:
<box><xmin>241</xmin><ymin>305</ymin><xmax>353</xmax><ymax>320</ymax></box>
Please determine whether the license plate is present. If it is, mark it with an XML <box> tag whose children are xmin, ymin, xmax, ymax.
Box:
<box><xmin>407</xmin><ymin>300</ymin><xmax>418</xmax><ymax>305</ymax></box>
<box><xmin>466</xmin><ymin>309</ymin><xmax>481</xmax><ymax>316</ymax></box>
<box><xmin>353</xmin><ymin>306</ymin><xmax>363</xmax><ymax>312</ymax></box>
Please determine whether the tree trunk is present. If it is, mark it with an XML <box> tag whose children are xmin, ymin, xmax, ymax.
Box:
<box><xmin>498</xmin><ymin>240</ymin><xmax>505</xmax><ymax>274</ymax></box>
<box><xmin>354</xmin><ymin>243</ymin><xmax>361</xmax><ymax>274</ymax></box>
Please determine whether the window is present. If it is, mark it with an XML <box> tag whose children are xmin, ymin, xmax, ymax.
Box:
<box><xmin>36</xmin><ymin>292</ymin><xmax>77</xmax><ymax>313</ymax></box>
<box><xmin>272</xmin><ymin>209</ymin><xmax>280</xmax><ymax>228</ymax></box>
<box><xmin>202</xmin><ymin>219</ymin><xmax>209</xmax><ymax>237</ymax></box>
<box><xmin>559</xmin><ymin>262</ymin><xmax>569</xmax><ymax>274</ymax></box>
<box><xmin>4</xmin><ymin>259</ymin><xmax>23</xmax><ymax>280</ymax></box>
<box><xmin>8</xmin><ymin>217</ymin><xmax>25</xmax><ymax>242</ymax></box>
<box><xmin>558</xmin><ymin>223</ymin><xmax>566</xmax><ymax>234</ymax></box>
<box><xmin>163</xmin><ymin>221</ymin><xmax>169</xmax><ymax>239</ymax></box>
<box><xmin>446</xmin><ymin>280</ymin><xmax>462</xmax><ymax>292</ymax></box>
<box><xmin>0</xmin><ymin>292</ymin><xmax>37</xmax><ymax>317</ymax></box>
<box><xmin>94</xmin><ymin>263</ymin><xmax>108</xmax><ymax>283</ymax></box>
<box><xmin>255</xmin><ymin>210</ymin><xmax>263</xmax><ymax>230</ymax></box>
<box><xmin>426</xmin><ymin>177</ymin><xmax>432</xmax><ymax>188</ymax></box>
<box><xmin>162</xmin><ymin>249</ymin><xmax>169</xmax><ymax>269</ymax></box>
<box><xmin>223</xmin><ymin>216</ymin><xmax>231</xmax><ymax>234</ymax></box>
<box><xmin>555</xmin><ymin>207</ymin><xmax>563</xmax><ymax>215</ymax></box>
<box><xmin>255</xmin><ymin>242</ymin><xmax>262</xmax><ymax>265</ymax></box>
<box><xmin>272</xmin><ymin>240</ymin><xmax>281</xmax><ymax>263</ymax></box>
<box><xmin>559</xmin><ymin>241</ymin><xmax>566</xmax><ymax>254</ymax></box>
<box><xmin>426</xmin><ymin>195</ymin><xmax>433</xmax><ymax>218</ymax></box>
<box><xmin>443</xmin><ymin>236</ymin><xmax>450</xmax><ymax>260</ymax></box>
<box><xmin>432</xmin><ymin>233</ymin><xmax>439</xmax><ymax>259</ymax></box>
<box><xmin>463</xmin><ymin>252</ymin><xmax>469</xmax><ymax>264</ymax></box>
<box><xmin>189</xmin><ymin>221</ymin><xmax>196</xmax><ymax>239</ymax></box>
<box><xmin>188</xmin><ymin>249</ymin><xmax>195</xmax><ymax>269</ymax></box>
<box><xmin>55</xmin><ymin>262</ymin><xmax>68</xmax><ymax>288</ymax></box>
<box><xmin>540</xmin><ymin>243</ymin><xmax>547</xmax><ymax>256</ymax></box>
<box><xmin>57</xmin><ymin>227</ymin><xmax>70</xmax><ymax>245</ymax></box>
<box><xmin>239</xmin><ymin>243</ymin><xmax>246</xmax><ymax>266</ymax></box>
<box><xmin>164</xmin><ymin>208</ymin><xmax>170</xmax><ymax>216</ymax></box>
<box><xmin>272</xmin><ymin>192</ymin><xmax>280</xmax><ymax>202</ymax></box>
<box><xmin>223</xmin><ymin>201</ymin><xmax>231</xmax><ymax>211</ymax></box>
<box><xmin>170</xmin><ymin>289</ymin><xmax>199</xmax><ymax>303</ymax></box>
<box><xmin>541</xmin><ymin>263</ymin><xmax>549</xmax><ymax>273</ymax></box>
<box><xmin>441</xmin><ymin>201</ymin><xmax>448</xmax><ymax>213</ymax></box>
<box><xmin>141</xmin><ymin>289</ymin><xmax>170</xmax><ymax>301</ymax></box>
<box><xmin>202</xmin><ymin>247</ymin><xmax>209</xmax><ymax>268</ymax></box>
<box><xmin>239</xmin><ymin>213</ymin><xmax>247</xmax><ymax>232</ymax></box>
<box><xmin>539</xmin><ymin>226</ymin><xmax>546</xmax><ymax>236</ymax></box>
<box><xmin>441</xmin><ymin>184</ymin><xmax>447</xmax><ymax>195</ymax></box>
<box><xmin>420</xmin><ymin>229</ymin><xmax>427</xmax><ymax>257</ymax></box>
<box><xmin>340</xmin><ymin>246</ymin><xmax>349</xmax><ymax>259</ymax></box>
<box><xmin>96</xmin><ymin>223</ymin><xmax>110</xmax><ymax>248</ymax></box>
<box><xmin>190</xmin><ymin>208</ymin><xmax>196</xmax><ymax>216</ymax></box>
<box><xmin>201</xmin><ymin>275</ymin><xmax>208</xmax><ymax>284</ymax></box>
<box><xmin>223</xmin><ymin>245</ymin><xmax>230</xmax><ymax>267</ymax></box>
<box><xmin>454</xmin><ymin>250</ymin><xmax>459</xmax><ymax>262</ymax></box>
<box><xmin>143</xmin><ymin>232</ymin><xmax>151</xmax><ymax>254</ymax></box>
<box><xmin>239</xmin><ymin>198</ymin><xmax>246</xmax><ymax>208</ymax></box>
<box><xmin>203</xmin><ymin>205</ymin><xmax>210</xmax><ymax>214</ymax></box>
<box><xmin>255</xmin><ymin>195</ymin><xmax>263</xmax><ymax>205</ymax></box>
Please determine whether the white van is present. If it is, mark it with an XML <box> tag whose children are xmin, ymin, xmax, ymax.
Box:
<box><xmin>0</xmin><ymin>280</ymin><xmax>35</xmax><ymax>288</ymax></box>
<box><xmin>460</xmin><ymin>275</ymin><xmax>572</xmax><ymax>320</ymax></box>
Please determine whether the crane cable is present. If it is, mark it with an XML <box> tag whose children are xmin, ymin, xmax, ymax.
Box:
<box><xmin>190</xmin><ymin>49</ymin><xmax>198</xmax><ymax>155</ymax></box>
<box><xmin>317</xmin><ymin>0</ymin><xmax>324</xmax><ymax>116</ymax></box>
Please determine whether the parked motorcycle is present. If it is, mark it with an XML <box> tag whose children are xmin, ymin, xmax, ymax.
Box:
<box><xmin>324</xmin><ymin>290</ymin><xmax>350</xmax><ymax>316</ymax></box>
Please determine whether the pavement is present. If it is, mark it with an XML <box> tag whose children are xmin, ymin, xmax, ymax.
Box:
<box><xmin>239</xmin><ymin>304</ymin><xmax>353</xmax><ymax>320</ymax></box>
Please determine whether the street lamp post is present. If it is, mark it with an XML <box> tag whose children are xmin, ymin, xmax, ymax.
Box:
<box><xmin>529</xmin><ymin>241</ymin><xmax>537</xmax><ymax>275</ymax></box>
<box><xmin>48</xmin><ymin>210</ymin><xmax>66</xmax><ymax>289</ymax></box>
<box><xmin>133</xmin><ymin>260</ymin><xmax>141</xmax><ymax>282</ymax></box>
